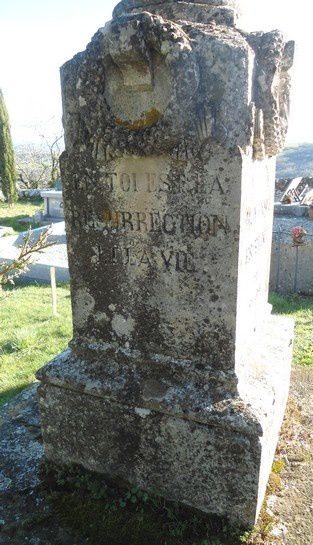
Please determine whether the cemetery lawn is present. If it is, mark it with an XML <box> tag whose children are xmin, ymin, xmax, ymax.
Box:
<box><xmin>0</xmin><ymin>199</ymin><xmax>44</xmax><ymax>233</ymax></box>
<box><xmin>270</xmin><ymin>293</ymin><xmax>313</xmax><ymax>366</ymax></box>
<box><xmin>0</xmin><ymin>283</ymin><xmax>72</xmax><ymax>406</ymax></box>
<box><xmin>0</xmin><ymin>286</ymin><xmax>312</xmax><ymax>408</ymax></box>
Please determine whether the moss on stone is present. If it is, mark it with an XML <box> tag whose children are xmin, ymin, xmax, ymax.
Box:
<box><xmin>115</xmin><ymin>108</ymin><xmax>161</xmax><ymax>130</ymax></box>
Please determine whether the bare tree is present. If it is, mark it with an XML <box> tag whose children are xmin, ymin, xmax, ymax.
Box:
<box><xmin>16</xmin><ymin>134</ymin><xmax>63</xmax><ymax>190</ymax></box>
<box><xmin>0</xmin><ymin>227</ymin><xmax>54</xmax><ymax>291</ymax></box>
<box><xmin>16</xmin><ymin>144</ymin><xmax>49</xmax><ymax>189</ymax></box>
<box><xmin>39</xmin><ymin>134</ymin><xmax>63</xmax><ymax>186</ymax></box>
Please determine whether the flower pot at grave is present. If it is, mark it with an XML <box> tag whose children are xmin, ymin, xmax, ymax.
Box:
<box><xmin>308</xmin><ymin>207</ymin><xmax>313</xmax><ymax>219</ymax></box>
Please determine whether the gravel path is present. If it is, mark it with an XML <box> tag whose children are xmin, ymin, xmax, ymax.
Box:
<box><xmin>272</xmin><ymin>367</ymin><xmax>313</xmax><ymax>545</ymax></box>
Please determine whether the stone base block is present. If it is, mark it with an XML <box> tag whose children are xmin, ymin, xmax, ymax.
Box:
<box><xmin>37</xmin><ymin>317</ymin><xmax>293</xmax><ymax>528</ymax></box>
<box><xmin>39</xmin><ymin>381</ymin><xmax>262</xmax><ymax>525</ymax></box>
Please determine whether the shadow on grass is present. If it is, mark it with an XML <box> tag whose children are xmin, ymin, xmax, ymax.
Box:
<box><xmin>1</xmin><ymin>338</ymin><xmax>20</xmax><ymax>355</ymax></box>
<box><xmin>0</xmin><ymin>214</ymin><xmax>41</xmax><ymax>233</ymax></box>
<box><xmin>43</xmin><ymin>463</ymin><xmax>245</xmax><ymax>545</ymax></box>
<box><xmin>2</xmin><ymin>279</ymin><xmax>70</xmax><ymax>290</ymax></box>
<box><xmin>0</xmin><ymin>382</ymin><xmax>32</xmax><ymax>407</ymax></box>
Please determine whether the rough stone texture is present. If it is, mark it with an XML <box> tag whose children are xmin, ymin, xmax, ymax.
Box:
<box><xmin>37</xmin><ymin>0</ymin><xmax>294</xmax><ymax>527</ymax></box>
<box><xmin>38</xmin><ymin>316</ymin><xmax>293</xmax><ymax>526</ymax></box>
<box><xmin>0</xmin><ymin>385</ymin><xmax>43</xmax><ymax>497</ymax></box>
<box><xmin>113</xmin><ymin>0</ymin><xmax>240</xmax><ymax>26</ymax></box>
<box><xmin>1</xmin><ymin>369</ymin><xmax>312</xmax><ymax>543</ymax></box>
<box><xmin>0</xmin><ymin>385</ymin><xmax>88</xmax><ymax>545</ymax></box>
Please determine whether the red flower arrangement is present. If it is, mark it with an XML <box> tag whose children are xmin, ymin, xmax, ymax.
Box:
<box><xmin>291</xmin><ymin>226</ymin><xmax>306</xmax><ymax>245</ymax></box>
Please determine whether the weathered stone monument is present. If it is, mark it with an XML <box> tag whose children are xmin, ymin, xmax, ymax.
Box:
<box><xmin>37</xmin><ymin>0</ymin><xmax>295</xmax><ymax>527</ymax></box>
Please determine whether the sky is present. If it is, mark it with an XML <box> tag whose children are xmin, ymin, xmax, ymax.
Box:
<box><xmin>0</xmin><ymin>0</ymin><xmax>312</xmax><ymax>145</ymax></box>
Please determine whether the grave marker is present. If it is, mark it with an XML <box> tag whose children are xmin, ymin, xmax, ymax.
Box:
<box><xmin>37</xmin><ymin>0</ymin><xmax>295</xmax><ymax>526</ymax></box>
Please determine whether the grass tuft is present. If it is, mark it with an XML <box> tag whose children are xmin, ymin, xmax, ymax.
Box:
<box><xmin>0</xmin><ymin>282</ymin><xmax>72</xmax><ymax>406</ymax></box>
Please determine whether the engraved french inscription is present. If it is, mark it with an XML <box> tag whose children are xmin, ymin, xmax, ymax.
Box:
<box><xmin>95</xmin><ymin>245</ymin><xmax>196</xmax><ymax>272</ymax></box>
<box><xmin>100</xmin><ymin>169</ymin><xmax>225</xmax><ymax>196</ymax></box>
<box><xmin>101</xmin><ymin>209</ymin><xmax>230</xmax><ymax>237</ymax></box>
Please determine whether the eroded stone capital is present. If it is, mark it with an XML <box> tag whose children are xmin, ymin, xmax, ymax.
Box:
<box><xmin>114</xmin><ymin>0</ymin><xmax>239</xmax><ymax>8</ymax></box>
<box><xmin>113</xmin><ymin>0</ymin><xmax>240</xmax><ymax>25</ymax></box>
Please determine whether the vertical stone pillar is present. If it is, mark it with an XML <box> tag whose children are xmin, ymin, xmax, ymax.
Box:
<box><xmin>37</xmin><ymin>0</ymin><xmax>294</xmax><ymax>526</ymax></box>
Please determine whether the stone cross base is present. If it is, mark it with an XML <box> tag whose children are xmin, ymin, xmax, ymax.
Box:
<box><xmin>37</xmin><ymin>316</ymin><xmax>293</xmax><ymax>527</ymax></box>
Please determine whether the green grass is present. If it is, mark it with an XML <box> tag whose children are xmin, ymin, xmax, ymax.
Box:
<box><xmin>270</xmin><ymin>293</ymin><xmax>313</xmax><ymax>367</ymax></box>
<box><xmin>0</xmin><ymin>283</ymin><xmax>72</xmax><ymax>406</ymax></box>
<box><xmin>0</xmin><ymin>286</ymin><xmax>312</xmax><ymax>408</ymax></box>
<box><xmin>0</xmin><ymin>199</ymin><xmax>44</xmax><ymax>233</ymax></box>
